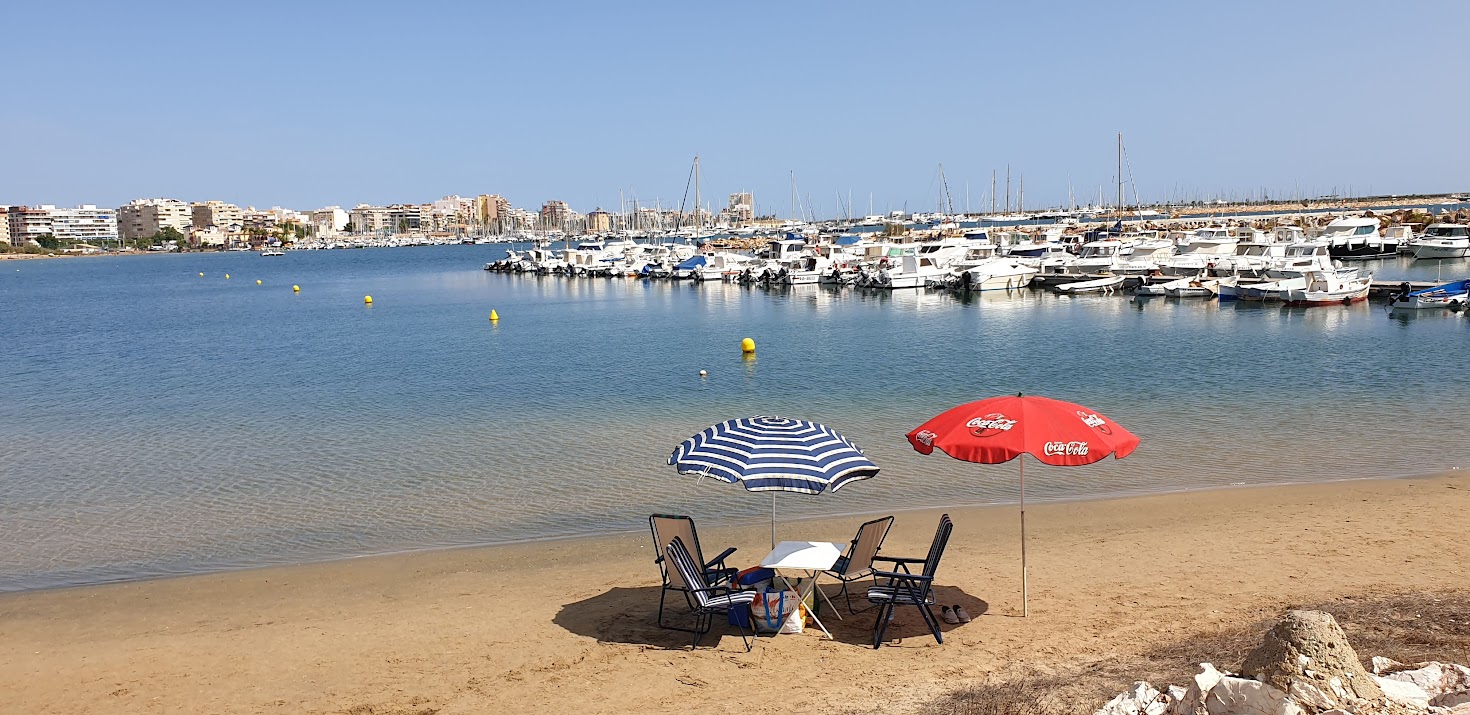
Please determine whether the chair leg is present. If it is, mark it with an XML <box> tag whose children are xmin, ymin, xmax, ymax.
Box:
<box><xmin>657</xmin><ymin>587</ymin><xmax>702</xmax><ymax>634</ymax></box>
<box><xmin>690</xmin><ymin>610</ymin><xmax>709</xmax><ymax>650</ymax></box>
<box><xmin>731</xmin><ymin>610</ymin><xmax>755</xmax><ymax>652</ymax></box>
<box><xmin>917</xmin><ymin>601</ymin><xmax>944</xmax><ymax>645</ymax></box>
<box><xmin>872</xmin><ymin>602</ymin><xmax>893</xmax><ymax>649</ymax></box>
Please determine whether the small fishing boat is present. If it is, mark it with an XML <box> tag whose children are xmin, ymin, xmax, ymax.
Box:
<box><xmin>1134</xmin><ymin>274</ymin><xmax>1199</xmax><ymax>296</ymax></box>
<box><xmin>1052</xmin><ymin>275</ymin><xmax>1125</xmax><ymax>294</ymax></box>
<box><xmin>1213</xmin><ymin>275</ymin><xmax>1245</xmax><ymax>301</ymax></box>
<box><xmin>260</xmin><ymin>249</ymin><xmax>285</xmax><ymax>257</ymax></box>
<box><xmin>953</xmin><ymin>259</ymin><xmax>1038</xmax><ymax>292</ymax></box>
<box><xmin>1390</xmin><ymin>279</ymin><xmax>1470</xmax><ymax>310</ymax></box>
<box><xmin>1281</xmin><ymin>270</ymin><xmax>1372</xmax><ymax>306</ymax></box>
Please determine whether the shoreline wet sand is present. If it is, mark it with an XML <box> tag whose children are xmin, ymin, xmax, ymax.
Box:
<box><xmin>2</xmin><ymin>470</ymin><xmax>1467</xmax><ymax>714</ymax></box>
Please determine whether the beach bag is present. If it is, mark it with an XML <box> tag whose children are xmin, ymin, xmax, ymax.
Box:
<box><xmin>755</xmin><ymin>589</ymin><xmax>804</xmax><ymax>634</ymax></box>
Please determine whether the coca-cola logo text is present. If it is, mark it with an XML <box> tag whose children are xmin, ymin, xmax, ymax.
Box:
<box><xmin>1076</xmin><ymin>411</ymin><xmax>1112</xmax><ymax>435</ymax></box>
<box><xmin>967</xmin><ymin>413</ymin><xmax>1017</xmax><ymax>438</ymax></box>
<box><xmin>914</xmin><ymin>430</ymin><xmax>937</xmax><ymax>447</ymax></box>
<box><xmin>1043</xmin><ymin>441</ymin><xmax>1090</xmax><ymax>456</ymax></box>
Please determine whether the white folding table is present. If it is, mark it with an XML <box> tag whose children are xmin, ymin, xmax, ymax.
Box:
<box><xmin>759</xmin><ymin>540</ymin><xmax>846</xmax><ymax>639</ymax></box>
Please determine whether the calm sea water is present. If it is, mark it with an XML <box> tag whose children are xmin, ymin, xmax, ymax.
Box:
<box><xmin>1</xmin><ymin>247</ymin><xmax>1467</xmax><ymax>592</ymax></box>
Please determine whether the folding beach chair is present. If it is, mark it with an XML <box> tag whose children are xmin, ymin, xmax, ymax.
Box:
<box><xmin>665</xmin><ymin>537</ymin><xmax>758</xmax><ymax>651</ymax></box>
<box><xmin>649</xmin><ymin>514</ymin><xmax>737</xmax><ymax>632</ymax></box>
<box><xmin>823</xmin><ymin>515</ymin><xmax>894</xmax><ymax>615</ymax></box>
<box><xmin>867</xmin><ymin>513</ymin><xmax>953</xmax><ymax>649</ymax></box>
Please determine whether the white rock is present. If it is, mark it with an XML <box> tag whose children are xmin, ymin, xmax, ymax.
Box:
<box><xmin>1204</xmin><ymin>676</ymin><xmax>1303</xmax><ymax>715</ymax></box>
<box><xmin>1374</xmin><ymin>675</ymin><xmax>1432</xmax><ymax>710</ymax></box>
<box><xmin>1097</xmin><ymin>681</ymin><xmax>1168</xmax><ymax>715</ymax></box>
<box><xmin>1374</xmin><ymin>657</ymin><xmax>1406</xmax><ymax>675</ymax></box>
<box><xmin>1383</xmin><ymin>662</ymin><xmax>1470</xmax><ymax>698</ymax></box>
<box><xmin>1174</xmin><ymin>664</ymin><xmax>1227</xmax><ymax>715</ymax></box>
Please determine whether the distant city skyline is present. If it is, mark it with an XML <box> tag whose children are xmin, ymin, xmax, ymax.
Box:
<box><xmin>4</xmin><ymin>1</ymin><xmax>1466</xmax><ymax>215</ymax></box>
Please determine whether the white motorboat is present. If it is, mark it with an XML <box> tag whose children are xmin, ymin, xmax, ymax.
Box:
<box><xmin>260</xmin><ymin>249</ymin><xmax>285</xmax><ymax>256</ymax></box>
<box><xmin>1322</xmin><ymin>217</ymin><xmax>1398</xmax><ymax>260</ymax></box>
<box><xmin>1412</xmin><ymin>224</ymin><xmax>1470</xmax><ymax>260</ymax></box>
<box><xmin>1052</xmin><ymin>275</ymin><xmax>1125</xmax><ymax>294</ymax></box>
<box><xmin>1389</xmin><ymin>279</ymin><xmax>1470</xmax><ymax>310</ymax></box>
<box><xmin>953</xmin><ymin>259</ymin><xmax>1038</xmax><ymax>291</ymax></box>
<box><xmin>1282</xmin><ymin>270</ymin><xmax>1372</xmax><ymax>306</ymax></box>
<box><xmin>1164</xmin><ymin>275</ymin><xmax>1219</xmax><ymax>298</ymax></box>
<box><xmin>870</xmin><ymin>240</ymin><xmax>968</xmax><ymax>289</ymax></box>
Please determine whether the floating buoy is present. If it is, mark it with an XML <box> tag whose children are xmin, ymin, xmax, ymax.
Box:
<box><xmin>256</xmin><ymin>279</ymin><xmax>262</xmax><ymax>285</ymax></box>
<box><xmin>489</xmin><ymin>309</ymin><xmax>500</xmax><ymax>321</ymax></box>
<box><xmin>225</xmin><ymin>273</ymin><xmax>230</xmax><ymax>279</ymax></box>
<box><xmin>364</xmin><ymin>295</ymin><xmax>373</xmax><ymax>305</ymax></box>
<box><xmin>741</xmin><ymin>337</ymin><xmax>756</xmax><ymax>354</ymax></box>
<box><xmin>292</xmin><ymin>285</ymin><xmax>300</xmax><ymax>293</ymax></box>
<box><xmin>699</xmin><ymin>369</ymin><xmax>708</xmax><ymax>377</ymax></box>
<box><xmin>199</xmin><ymin>272</ymin><xmax>204</xmax><ymax>277</ymax></box>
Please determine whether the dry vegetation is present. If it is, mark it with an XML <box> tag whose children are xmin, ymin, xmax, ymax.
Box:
<box><xmin>915</xmin><ymin>590</ymin><xmax>1470</xmax><ymax>715</ymax></box>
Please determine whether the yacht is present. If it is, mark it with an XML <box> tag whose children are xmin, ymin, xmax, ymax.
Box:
<box><xmin>951</xmin><ymin>259</ymin><xmax>1038</xmax><ymax>291</ymax></box>
<box><xmin>259</xmin><ymin>249</ymin><xmax>285</xmax><ymax>257</ymax></box>
<box><xmin>1412</xmin><ymin>224</ymin><xmax>1470</xmax><ymax>260</ymax></box>
<box><xmin>1322</xmin><ymin>217</ymin><xmax>1397</xmax><ymax>260</ymax></box>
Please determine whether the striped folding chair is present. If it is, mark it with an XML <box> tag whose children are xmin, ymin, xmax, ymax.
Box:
<box><xmin>867</xmin><ymin>514</ymin><xmax>953</xmax><ymax>649</ymax></box>
<box><xmin>666</xmin><ymin>537</ymin><xmax>758</xmax><ymax>651</ymax></box>
<box><xmin>649</xmin><ymin>514</ymin><xmax>737</xmax><ymax>632</ymax></box>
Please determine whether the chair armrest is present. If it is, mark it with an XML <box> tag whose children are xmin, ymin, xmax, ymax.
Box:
<box><xmin>873</xmin><ymin>555</ymin><xmax>926</xmax><ymax>564</ymax></box>
<box><xmin>871</xmin><ymin>570</ymin><xmax>933</xmax><ymax>583</ymax></box>
<box><xmin>703</xmin><ymin>546</ymin><xmax>737</xmax><ymax>569</ymax></box>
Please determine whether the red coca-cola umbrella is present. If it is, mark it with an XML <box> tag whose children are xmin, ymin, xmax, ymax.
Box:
<box><xmin>906</xmin><ymin>393</ymin><xmax>1140</xmax><ymax>616</ymax></box>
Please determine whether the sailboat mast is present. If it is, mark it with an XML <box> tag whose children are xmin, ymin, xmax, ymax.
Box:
<box><xmin>1117</xmin><ymin>132</ymin><xmax>1123</xmax><ymax>215</ymax></box>
<box><xmin>694</xmin><ymin>155</ymin><xmax>701</xmax><ymax>236</ymax></box>
<box><xmin>991</xmin><ymin>170</ymin><xmax>997</xmax><ymax>215</ymax></box>
<box><xmin>1005</xmin><ymin>165</ymin><xmax>1011</xmax><ymax>215</ymax></box>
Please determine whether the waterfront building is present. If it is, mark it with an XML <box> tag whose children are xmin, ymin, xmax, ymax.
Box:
<box><xmin>117</xmin><ymin>199</ymin><xmax>191</xmax><ymax>241</ymax></box>
<box><xmin>311</xmin><ymin>207</ymin><xmax>349</xmax><ymax>233</ymax></box>
<box><xmin>388</xmin><ymin>204</ymin><xmax>429</xmax><ymax>232</ymax></box>
<box><xmin>505</xmin><ymin>207</ymin><xmax>537</xmax><ymax>231</ymax></box>
<box><xmin>475</xmin><ymin>194</ymin><xmax>510</xmax><ymax>229</ymax></box>
<box><xmin>721</xmin><ymin>192</ymin><xmax>755</xmax><ymax>226</ymax></box>
<box><xmin>6</xmin><ymin>205</ymin><xmax>55</xmax><ymax>245</ymax></box>
<box><xmin>586</xmin><ymin>208</ymin><xmax>613</xmax><ymax>233</ymax></box>
<box><xmin>539</xmin><ymin>200</ymin><xmax>571</xmax><ymax>230</ymax></box>
<box><xmin>49</xmin><ymin>205</ymin><xmax>119</xmax><ymax>244</ymax></box>
<box><xmin>0</xmin><ymin>207</ymin><xmax>10</xmax><ymax>245</ymax></box>
<box><xmin>190</xmin><ymin>201</ymin><xmax>243</xmax><ymax>232</ymax></box>
<box><xmin>348</xmin><ymin>205</ymin><xmax>392</xmax><ymax>233</ymax></box>
<box><xmin>430</xmin><ymin>196</ymin><xmax>474</xmax><ymax>232</ymax></box>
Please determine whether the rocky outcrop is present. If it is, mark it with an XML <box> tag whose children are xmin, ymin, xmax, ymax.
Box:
<box><xmin>1094</xmin><ymin>611</ymin><xmax>1470</xmax><ymax>715</ymax></box>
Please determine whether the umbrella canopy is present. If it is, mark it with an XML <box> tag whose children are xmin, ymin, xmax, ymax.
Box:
<box><xmin>669</xmin><ymin>416</ymin><xmax>879</xmax><ymax>546</ymax></box>
<box><xmin>906</xmin><ymin>393</ymin><xmax>1139</xmax><ymax>616</ymax></box>
<box><xmin>906</xmin><ymin>394</ymin><xmax>1139</xmax><ymax>465</ymax></box>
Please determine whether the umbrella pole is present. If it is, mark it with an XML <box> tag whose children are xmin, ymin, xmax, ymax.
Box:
<box><xmin>1020</xmin><ymin>454</ymin><xmax>1028</xmax><ymax>618</ymax></box>
<box><xmin>771</xmin><ymin>493</ymin><xmax>777</xmax><ymax>549</ymax></box>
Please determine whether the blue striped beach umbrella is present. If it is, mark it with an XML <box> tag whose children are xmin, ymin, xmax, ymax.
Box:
<box><xmin>668</xmin><ymin>416</ymin><xmax>880</xmax><ymax>547</ymax></box>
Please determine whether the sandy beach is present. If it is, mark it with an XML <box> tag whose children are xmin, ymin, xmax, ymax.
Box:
<box><xmin>2</xmin><ymin>471</ymin><xmax>1467</xmax><ymax>714</ymax></box>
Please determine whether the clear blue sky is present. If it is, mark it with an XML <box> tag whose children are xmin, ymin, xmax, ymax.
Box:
<box><xmin>6</xmin><ymin>0</ymin><xmax>1467</xmax><ymax>217</ymax></box>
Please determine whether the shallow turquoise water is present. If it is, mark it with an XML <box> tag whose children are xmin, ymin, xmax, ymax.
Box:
<box><xmin>1</xmin><ymin>247</ymin><xmax>1467</xmax><ymax>591</ymax></box>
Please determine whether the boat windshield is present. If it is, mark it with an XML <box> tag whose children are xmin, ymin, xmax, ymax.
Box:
<box><xmin>1425</xmin><ymin>226</ymin><xmax>1469</xmax><ymax>237</ymax></box>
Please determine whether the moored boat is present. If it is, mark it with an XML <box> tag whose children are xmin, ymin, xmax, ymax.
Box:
<box><xmin>1412</xmin><ymin>224</ymin><xmax>1470</xmax><ymax>260</ymax></box>
<box><xmin>1053</xmin><ymin>275</ymin><xmax>1125</xmax><ymax>294</ymax></box>
<box><xmin>1281</xmin><ymin>270</ymin><xmax>1372</xmax><ymax>306</ymax></box>
<box><xmin>1389</xmin><ymin>279</ymin><xmax>1470</xmax><ymax>310</ymax></box>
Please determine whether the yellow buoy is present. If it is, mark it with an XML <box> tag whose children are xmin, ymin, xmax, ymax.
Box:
<box><xmin>256</xmin><ymin>279</ymin><xmax>262</xmax><ymax>285</ymax></box>
<box><xmin>364</xmin><ymin>295</ymin><xmax>373</xmax><ymax>305</ymax></box>
<box><xmin>292</xmin><ymin>285</ymin><xmax>300</xmax><ymax>293</ymax></box>
<box><xmin>199</xmin><ymin>272</ymin><xmax>204</xmax><ymax>277</ymax></box>
<box><xmin>225</xmin><ymin>273</ymin><xmax>230</xmax><ymax>279</ymax></box>
<box><xmin>741</xmin><ymin>337</ymin><xmax>756</xmax><ymax>354</ymax></box>
<box><xmin>489</xmin><ymin>309</ymin><xmax>500</xmax><ymax>321</ymax></box>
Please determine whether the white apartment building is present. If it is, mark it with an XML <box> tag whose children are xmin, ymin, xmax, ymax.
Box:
<box><xmin>49</xmin><ymin>205</ymin><xmax>119</xmax><ymax>244</ymax></box>
<box><xmin>6</xmin><ymin>205</ymin><xmax>54</xmax><ymax>245</ymax></box>
<box><xmin>117</xmin><ymin>198</ymin><xmax>191</xmax><ymax>241</ymax></box>
<box><xmin>311</xmin><ymin>206</ymin><xmax>349</xmax><ymax>233</ymax></box>
<box><xmin>348</xmin><ymin>205</ymin><xmax>392</xmax><ymax>233</ymax></box>
<box><xmin>0</xmin><ymin>207</ymin><xmax>11</xmax><ymax>245</ymax></box>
